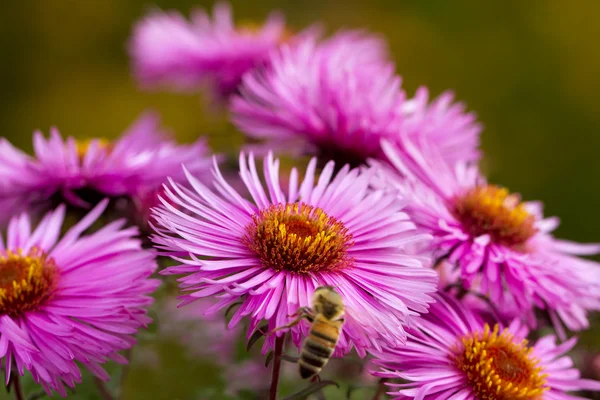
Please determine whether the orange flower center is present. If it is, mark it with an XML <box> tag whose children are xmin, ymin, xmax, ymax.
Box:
<box><xmin>76</xmin><ymin>138</ymin><xmax>112</xmax><ymax>160</ymax></box>
<box><xmin>453</xmin><ymin>324</ymin><xmax>548</xmax><ymax>400</ymax></box>
<box><xmin>453</xmin><ymin>185</ymin><xmax>537</xmax><ymax>248</ymax></box>
<box><xmin>243</xmin><ymin>203</ymin><xmax>354</xmax><ymax>274</ymax></box>
<box><xmin>0</xmin><ymin>248</ymin><xmax>59</xmax><ymax>317</ymax></box>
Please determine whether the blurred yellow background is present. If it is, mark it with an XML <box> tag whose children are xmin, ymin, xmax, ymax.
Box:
<box><xmin>1</xmin><ymin>0</ymin><xmax>599</xmax><ymax>398</ymax></box>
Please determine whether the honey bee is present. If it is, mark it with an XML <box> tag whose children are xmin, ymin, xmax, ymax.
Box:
<box><xmin>271</xmin><ymin>286</ymin><xmax>345</xmax><ymax>379</ymax></box>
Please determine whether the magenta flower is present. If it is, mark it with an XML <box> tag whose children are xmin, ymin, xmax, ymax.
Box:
<box><xmin>0</xmin><ymin>200</ymin><xmax>159</xmax><ymax>395</ymax></box>
<box><xmin>231</xmin><ymin>32</ymin><xmax>481</xmax><ymax>167</ymax></box>
<box><xmin>377</xmin><ymin>139</ymin><xmax>600</xmax><ymax>334</ymax></box>
<box><xmin>0</xmin><ymin>112</ymin><xmax>212</xmax><ymax>210</ymax></box>
<box><xmin>152</xmin><ymin>152</ymin><xmax>437</xmax><ymax>356</ymax></box>
<box><xmin>398</xmin><ymin>86</ymin><xmax>481</xmax><ymax>165</ymax></box>
<box><xmin>435</xmin><ymin>260</ymin><xmax>522</xmax><ymax>326</ymax></box>
<box><xmin>231</xmin><ymin>31</ymin><xmax>397</xmax><ymax>167</ymax></box>
<box><xmin>372</xmin><ymin>293</ymin><xmax>600</xmax><ymax>399</ymax></box>
<box><xmin>0</xmin><ymin>137</ymin><xmax>57</xmax><ymax>225</ymax></box>
<box><xmin>130</xmin><ymin>2</ymin><xmax>285</xmax><ymax>97</ymax></box>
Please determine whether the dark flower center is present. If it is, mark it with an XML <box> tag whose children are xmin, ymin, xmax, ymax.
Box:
<box><xmin>452</xmin><ymin>185</ymin><xmax>537</xmax><ymax>249</ymax></box>
<box><xmin>0</xmin><ymin>248</ymin><xmax>59</xmax><ymax>317</ymax></box>
<box><xmin>452</xmin><ymin>324</ymin><xmax>548</xmax><ymax>400</ymax></box>
<box><xmin>315</xmin><ymin>141</ymin><xmax>375</xmax><ymax>170</ymax></box>
<box><xmin>243</xmin><ymin>203</ymin><xmax>354</xmax><ymax>274</ymax></box>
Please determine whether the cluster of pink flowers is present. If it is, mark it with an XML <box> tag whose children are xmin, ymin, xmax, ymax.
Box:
<box><xmin>0</xmin><ymin>1</ymin><xmax>598</xmax><ymax>399</ymax></box>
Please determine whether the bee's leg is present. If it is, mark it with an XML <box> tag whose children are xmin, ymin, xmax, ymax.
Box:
<box><xmin>283</xmin><ymin>306</ymin><xmax>314</xmax><ymax>324</ymax></box>
<box><xmin>287</xmin><ymin>306</ymin><xmax>313</xmax><ymax>319</ymax></box>
<box><xmin>269</xmin><ymin>308</ymin><xmax>314</xmax><ymax>336</ymax></box>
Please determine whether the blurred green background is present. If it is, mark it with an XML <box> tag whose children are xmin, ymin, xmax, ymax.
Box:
<box><xmin>2</xmin><ymin>0</ymin><xmax>599</xmax><ymax>243</ymax></box>
<box><xmin>1</xmin><ymin>0</ymin><xmax>599</xmax><ymax>398</ymax></box>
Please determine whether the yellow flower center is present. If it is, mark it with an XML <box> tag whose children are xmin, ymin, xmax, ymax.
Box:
<box><xmin>0</xmin><ymin>248</ymin><xmax>59</xmax><ymax>317</ymax></box>
<box><xmin>243</xmin><ymin>203</ymin><xmax>354</xmax><ymax>274</ymax></box>
<box><xmin>76</xmin><ymin>138</ymin><xmax>112</xmax><ymax>160</ymax></box>
<box><xmin>453</xmin><ymin>324</ymin><xmax>548</xmax><ymax>400</ymax></box>
<box><xmin>453</xmin><ymin>185</ymin><xmax>537</xmax><ymax>249</ymax></box>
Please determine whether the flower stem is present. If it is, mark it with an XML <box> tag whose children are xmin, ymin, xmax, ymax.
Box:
<box><xmin>25</xmin><ymin>391</ymin><xmax>46</xmax><ymax>400</ymax></box>
<box><xmin>93</xmin><ymin>377</ymin><xmax>114</xmax><ymax>400</ymax></box>
<box><xmin>10</xmin><ymin>371</ymin><xmax>24</xmax><ymax>400</ymax></box>
<box><xmin>117</xmin><ymin>348</ymin><xmax>133</xmax><ymax>397</ymax></box>
<box><xmin>371</xmin><ymin>378</ymin><xmax>387</xmax><ymax>400</ymax></box>
<box><xmin>269</xmin><ymin>334</ymin><xmax>285</xmax><ymax>400</ymax></box>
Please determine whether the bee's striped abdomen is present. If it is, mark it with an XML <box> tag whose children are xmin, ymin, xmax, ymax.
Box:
<box><xmin>298</xmin><ymin>317</ymin><xmax>341</xmax><ymax>379</ymax></box>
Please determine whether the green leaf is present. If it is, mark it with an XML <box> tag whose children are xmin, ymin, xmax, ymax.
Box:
<box><xmin>236</xmin><ymin>389</ymin><xmax>260</xmax><ymax>400</ymax></box>
<box><xmin>281</xmin><ymin>380</ymin><xmax>340</xmax><ymax>400</ymax></box>
<box><xmin>26</xmin><ymin>391</ymin><xmax>47</xmax><ymax>400</ymax></box>
<box><xmin>224</xmin><ymin>301</ymin><xmax>243</xmax><ymax>322</ymax></box>
<box><xmin>264</xmin><ymin>351</ymin><xmax>274</xmax><ymax>367</ymax></box>
<box><xmin>246</xmin><ymin>323</ymin><xmax>269</xmax><ymax>351</ymax></box>
<box><xmin>346</xmin><ymin>384</ymin><xmax>371</xmax><ymax>399</ymax></box>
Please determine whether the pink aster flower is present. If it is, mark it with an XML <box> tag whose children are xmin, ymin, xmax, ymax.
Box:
<box><xmin>377</xmin><ymin>139</ymin><xmax>600</xmax><ymax>334</ymax></box>
<box><xmin>130</xmin><ymin>2</ymin><xmax>286</xmax><ymax>98</ymax></box>
<box><xmin>152</xmin><ymin>152</ymin><xmax>437</xmax><ymax>356</ymax></box>
<box><xmin>435</xmin><ymin>260</ymin><xmax>522</xmax><ymax>326</ymax></box>
<box><xmin>231</xmin><ymin>31</ymin><xmax>396</xmax><ymax>167</ymax></box>
<box><xmin>398</xmin><ymin>86</ymin><xmax>481</xmax><ymax>165</ymax></box>
<box><xmin>0</xmin><ymin>138</ymin><xmax>56</xmax><ymax>225</ymax></box>
<box><xmin>0</xmin><ymin>112</ymin><xmax>212</xmax><ymax>210</ymax></box>
<box><xmin>0</xmin><ymin>199</ymin><xmax>159</xmax><ymax>395</ymax></box>
<box><xmin>231</xmin><ymin>32</ymin><xmax>481</xmax><ymax>167</ymax></box>
<box><xmin>372</xmin><ymin>294</ymin><xmax>600</xmax><ymax>400</ymax></box>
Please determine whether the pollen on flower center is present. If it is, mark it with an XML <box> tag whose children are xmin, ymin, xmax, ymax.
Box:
<box><xmin>76</xmin><ymin>138</ymin><xmax>112</xmax><ymax>159</ymax></box>
<box><xmin>0</xmin><ymin>248</ymin><xmax>59</xmax><ymax>317</ymax></box>
<box><xmin>243</xmin><ymin>203</ymin><xmax>354</xmax><ymax>274</ymax></box>
<box><xmin>452</xmin><ymin>323</ymin><xmax>548</xmax><ymax>400</ymax></box>
<box><xmin>452</xmin><ymin>185</ymin><xmax>537</xmax><ymax>248</ymax></box>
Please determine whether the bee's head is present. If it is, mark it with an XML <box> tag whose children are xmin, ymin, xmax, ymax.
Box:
<box><xmin>312</xmin><ymin>286</ymin><xmax>344</xmax><ymax>320</ymax></box>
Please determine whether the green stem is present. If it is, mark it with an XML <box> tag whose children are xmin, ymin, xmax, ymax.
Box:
<box><xmin>371</xmin><ymin>378</ymin><xmax>387</xmax><ymax>400</ymax></box>
<box><xmin>10</xmin><ymin>371</ymin><xmax>24</xmax><ymax>400</ymax></box>
<box><xmin>93</xmin><ymin>376</ymin><xmax>114</xmax><ymax>400</ymax></box>
<box><xmin>269</xmin><ymin>335</ymin><xmax>285</xmax><ymax>400</ymax></box>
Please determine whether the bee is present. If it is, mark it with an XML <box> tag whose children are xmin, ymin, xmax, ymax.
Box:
<box><xmin>271</xmin><ymin>286</ymin><xmax>345</xmax><ymax>379</ymax></box>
